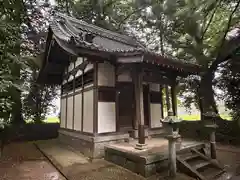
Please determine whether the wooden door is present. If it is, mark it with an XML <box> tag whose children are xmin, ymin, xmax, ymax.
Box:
<box><xmin>117</xmin><ymin>83</ymin><xmax>135</xmax><ymax>130</ymax></box>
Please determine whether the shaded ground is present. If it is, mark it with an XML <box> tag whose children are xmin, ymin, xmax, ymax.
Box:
<box><xmin>0</xmin><ymin>142</ymin><xmax>65</xmax><ymax>180</ymax></box>
<box><xmin>1</xmin><ymin>140</ymin><xmax>240</xmax><ymax>180</ymax></box>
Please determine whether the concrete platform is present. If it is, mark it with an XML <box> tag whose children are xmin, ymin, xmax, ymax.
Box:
<box><xmin>105</xmin><ymin>137</ymin><xmax>205</xmax><ymax>177</ymax></box>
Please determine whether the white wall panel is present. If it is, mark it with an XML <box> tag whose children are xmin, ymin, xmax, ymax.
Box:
<box><xmin>150</xmin><ymin>83</ymin><xmax>160</xmax><ymax>92</ymax></box>
<box><xmin>68</xmin><ymin>61</ymin><xmax>74</xmax><ymax>72</ymax></box>
<box><xmin>84</xmin><ymin>63</ymin><xmax>93</xmax><ymax>73</ymax></box>
<box><xmin>83</xmin><ymin>90</ymin><xmax>94</xmax><ymax>133</ymax></box>
<box><xmin>75</xmin><ymin>69</ymin><xmax>82</xmax><ymax>78</ymax></box>
<box><xmin>98</xmin><ymin>62</ymin><xmax>115</xmax><ymax>86</ymax></box>
<box><xmin>60</xmin><ymin>98</ymin><xmax>66</xmax><ymax>128</ymax></box>
<box><xmin>118</xmin><ymin>71</ymin><xmax>132</xmax><ymax>82</ymax></box>
<box><xmin>150</xmin><ymin>103</ymin><xmax>163</xmax><ymax>128</ymax></box>
<box><xmin>66</xmin><ymin>96</ymin><xmax>74</xmax><ymax>129</ymax></box>
<box><xmin>98</xmin><ymin>102</ymin><xmax>116</xmax><ymax>133</ymax></box>
<box><xmin>117</xmin><ymin>56</ymin><xmax>142</xmax><ymax>63</ymax></box>
<box><xmin>76</xmin><ymin>57</ymin><xmax>83</xmax><ymax>66</ymax></box>
<box><xmin>74</xmin><ymin>94</ymin><xmax>82</xmax><ymax>131</ymax></box>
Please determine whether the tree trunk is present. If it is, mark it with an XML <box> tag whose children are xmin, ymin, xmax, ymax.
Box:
<box><xmin>11</xmin><ymin>65</ymin><xmax>24</xmax><ymax>124</ymax></box>
<box><xmin>199</xmin><ymin>72</ymin><xmax>219</xmax><ymax>121</ymax></box>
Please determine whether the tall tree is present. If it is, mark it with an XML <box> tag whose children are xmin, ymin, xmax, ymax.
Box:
<box><xmin>130</xmin><ymin>0</ymin><xmax>240</xmax><ymax>119</ymax></box>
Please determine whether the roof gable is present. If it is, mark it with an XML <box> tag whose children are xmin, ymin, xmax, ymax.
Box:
<box><xmin>52</xmin><ymin>13</ymin><xmax>143</xmax><ymax>48</ymax></box>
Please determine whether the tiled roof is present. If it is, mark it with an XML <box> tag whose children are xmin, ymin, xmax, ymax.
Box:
<box><xmin>49</xmin><ymin>13</ymin><xmax>201</xmax><ymax>73</ymax></box>
<box><xmin>51</xmin><ymin>13</ymin><xmax>143</xmax><ymax>48</ymax></box>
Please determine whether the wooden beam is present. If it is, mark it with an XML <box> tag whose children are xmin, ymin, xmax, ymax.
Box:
<box><xmin>93</xmin><ymin>61</ymin><xmax>98</xmax><ymax>135</ymax></box>
<box><xmin>132</xmin><ymin>65</ymin><xmax>145</xmax><ymax>145</ymax></box>
<box><xmin>171</xmin><ymin>81</ymin><xmax>178</xmax><ymax>116</ymax></box>
<box><xmin>165</xmin><ymin>85</ymin><xmax>171</xmax><ymax>112</ymax></box>
<box><xmin>72</xmin><ymin>58</ymin><xmax>76</xmax><ymax>130</ymax></box>
<box><xmin>159</xmin><ymin>85</ymin><xmax>164</xmax><ymax>119</ymax></box>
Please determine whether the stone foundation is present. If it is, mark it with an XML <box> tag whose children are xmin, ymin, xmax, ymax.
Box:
<box><xmin>58</xmin><ymin>129</ymin><xmax>129</xmax><ymax>159</ymax></box>
<box><xmin>130</xmin><ymin>128</ymin><xmax>166</xmax><ymax>139</ymax></box>
<box><xmin>105</xmin><ymin>142</ymin><xmax>206</xmax><ymax>177</ymax></box>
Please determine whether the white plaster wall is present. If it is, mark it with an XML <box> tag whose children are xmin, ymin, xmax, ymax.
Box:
<box><xmin>68</xmin><ymin>61</ymin><xmax>74</xmax><ymax>72</ymax></box>
<box><xmin>66</xmin><ymin>96</ymin><xmax>73</xmax><ymax>129</ymax></box>
<box><xmin>68</xmin><ymin>75</ymin><xmax>74</xmax><ymax>81</ymax></box>
<box><xmin>75</xmin><ymin>69</ymin><xmax>82</xmax><ymax>78</ymax></box>
<box><xmin>150</xmin><ymin>83</ymin><xmax>160</xmax><ymax>92</ymax></box>
<box><xmin>117</xmin><ymin>56</ymin><xmax>142</xmax><ymax>63</ymax></box>
<box><xmin>98</xmin><ymin>62</ymin><xmax>115</xmax><ymax>86</ymax></box>
<box><xmin>83</xmin><ymin>90</ymin><xmax>94</xmax><ymax>133</ymax></box>
<box><xmin>60</xmin><ymin>98</ymin><xmax>66</xmax><ymax>128</ymax></box>
<box><xmin>84</xmin><ymin>63</ymin><xmax>93</xmax><ymax>73</ymax></box>
<box><xmin>76</xmin><ymin>57</ymin><xmax>83</xmax><ymax>66</ymax></box>
<box><xmin>150</xmin><ymin>103</ymin><xmax>163</xmax><ymax>128</ymax></box>
<box><xmin>84</xmin><ymin>83</ymin><xmax>94</xmax><ymax>89</ymax></box>
<box><xmin>98</xmin><ymin>102</ymin><xmax>116</xmax><ymax>133</ymax></box>
<box><xmin>118</xmin><ymin>71</ymin><xmax>132</xmax><ymax>82</ymax></box>
<box><xmin>74</xmin><ymin>94</ymin><xmax>82</xmax><ymax>131</ymax></box>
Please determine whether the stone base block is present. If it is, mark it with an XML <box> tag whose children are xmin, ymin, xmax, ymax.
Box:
<box><xmin>135</xmin><ymin>143</ymin><xmax>147</xmax><ymax>150</ymax></box>
<box><xmin>130</xmin><ymin>129</ymin><xmax>149</xmax><ymax>138</ymax></box>
<box><xmin>58</xmin><ymin>129</ymin><xmax>129</xmax><ymax>159</ymax></box>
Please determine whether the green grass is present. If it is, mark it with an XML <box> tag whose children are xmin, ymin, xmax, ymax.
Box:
<box><xmin>25</xmin><ymin>117</ymin><xmax>60</xmax><ymax>123</ymax></box>
<box><xmin>43</xmin><ymin>117</ymin><xmax>60</xmax><ymax>123</ymax></box>
<box><xmin>179</xmin><ymin>114</ymin><xmax>232</xmax><ymax>121</ymax></box>
<box><xmin>179</xmin><ymin>114</ymin><xmax>201</xmax><ymax>121</ymax></box>
<box><xmin>26</xmin><ymin>113</ymin><xmax>232</xmax><ymax>123</ymax></box>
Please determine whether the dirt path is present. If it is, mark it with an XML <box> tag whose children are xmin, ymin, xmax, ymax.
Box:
<box><xmin>0</xmin><ymin>142</ymin><xmax>66</xmax><ymax>180</ymax></box>
<box><xmin>1</xmin><ymin>141</ymin><xmax>240</xmax><ymax>180</ymax></box>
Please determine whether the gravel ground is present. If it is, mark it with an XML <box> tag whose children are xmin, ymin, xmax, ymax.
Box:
<box><xmin>1</xmin><ymin>141</ymin><xmax>240</xmax><ymax>180</ymax></box>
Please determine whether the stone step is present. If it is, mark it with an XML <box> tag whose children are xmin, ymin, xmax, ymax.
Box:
<box><xmin>180</xmin><ymin>153</ymin><xmax>199</xmax><ymax>161</ymax></box>
<box><xmin>194</xmin><ymin>161</ymin><xmax>211</xmax><ymax>170</ymax></box>
<box><xmin>206</xmin><ymin>169</ymin><xmax>225</xmax><ymax>179</ymax></box>
<box><xmin>197</xmin><ymin>163</ymin><xmax>223</xmax><ymax>178</ymax></box>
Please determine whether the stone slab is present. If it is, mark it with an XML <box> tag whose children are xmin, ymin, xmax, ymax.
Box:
<box><xmin>36</xmin><ymin>140</ymin><xmax>89</xmax><ymax>168</ymax></box>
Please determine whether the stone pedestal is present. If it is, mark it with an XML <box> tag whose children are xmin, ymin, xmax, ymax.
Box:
<box><xmin>205</xmin><ymin>124</ymin><xmax>218</xmax><ymax>159</ymax></box>
<box><xmin>165</xmin><ymin>133</ymin><xmax>181</xmax><ymax>178</ymax></box>
<box><xmin>135</xmin><ymin>143</ymin><xmax>147</xmax><ymax>150</ymax></box>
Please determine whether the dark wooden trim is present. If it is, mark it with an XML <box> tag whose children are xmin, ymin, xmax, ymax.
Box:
<box><xmin>65</xmin><ymin>63</ymin><xmax>69</xmax><ymax>128</ymax></box>
<box><xmin>59</xmin><ymin>127</ymin><xmax>129</xmax><ymax>139</ymax></box>
<box><xmin>133</xmin><ymin>65</ymin><xmax>145</xmax><ymax>144</ymax></box>
<box><xmin>171</xmin><ymin>81</ymin><xmax>178</xmax><ymax>116</ymax></box>
<box><xmin>59</xmin><ymin>127</ymin><xmax>94</xmax><ymax>136</ymax></box>
<box><xmin>165</xmin><ymin>85</ymin><xmax>171</xmax><ymax>112</ymax></box>
<box><xmin>115</xmin><ymin>66</ymin><xmax>119</xmax><ymax>132</ymax></box>
<box><xmin>93</xmin><ymin>62</ymin><xmax>98</xmax><ymax>135</ymax></box>
<box><xmin>72</xmin><ymin>59</ymin><xmax>76</xmax><ymax>130</ymax></box>
<box><xmin>159</xmin><ymin>85</ymin><xmax>164</xmax><ymax>118</ymax></box>
<box><xmin>149</xmin><ymin>91</ymin><xmax>162</xmax><ymax>103</ymax></box>
<box><xmin>98</xmin><ymin>87</ymin><xmax>116</xmax><ymax>102</ymax></box>
<box><xmin>116</xmin><ymin>81</ymin><xmax>133</xmax><ymax>87</ymax></box>
<box><xmin>149</xmin><ymin>127</ymin><xmax>163</xmax><ymax>130</ymax></box>
<box><xmin>143</xmin><ymin>74</ymin><xmax>173</xmax><ymax>85</ymax></box>
<box><xmin>147</xmin><ymin>84</ymin><xmax>151</xmax><ymax>128</ymax></box>
<box><xmin>61</xmin><ymin>85</ymin><xmax>94</xmax><ymax>98</ymax></box>
<box><xmin>81</xmin><ymin>58</ymin><xmax>85</xmax><ymax>132</ymax></box>
<box><xmin>79</xmin><ymin>68</ymin><xmax>85</xmax><ymax>132</ymax></box>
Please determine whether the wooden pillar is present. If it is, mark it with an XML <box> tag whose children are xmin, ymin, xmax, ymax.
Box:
<box><xmin>159</xmin><ymin>85</ymin><xmax>164</xmax><ymax>119</ymax></box>
<box><xmin>171</xmin><ymin>82</ymin><xmax>177</xmax><ymax>116</ymax></box>
<box><xmin>133</xmin><ymin>65</ymin><xmax>146</xmax><ymax>149</ymax></box>
<box><xmin>165</xmin><ymin>85</ymin><xmax>171</xmax><ymax>112</ymax></box>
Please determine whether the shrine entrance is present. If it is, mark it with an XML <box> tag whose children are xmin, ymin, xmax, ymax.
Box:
<box><xmin>117</xmin><ymin>82</ymin><xmax>150</xmax><ymax>133</ymax></box>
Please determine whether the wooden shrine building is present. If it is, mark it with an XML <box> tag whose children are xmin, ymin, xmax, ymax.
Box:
<box><xmin>38</xmin><ymin>13</ymin><xmax>201</xmax><ymax>159</ymax></box>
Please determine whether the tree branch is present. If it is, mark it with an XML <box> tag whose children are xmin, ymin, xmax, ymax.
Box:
<box><xmin>117</xmin><ymin>6</ymin><xmax>149</xmax><ymax>30</ymax></box>
<box><xmin>208</xmin><ymin>0</ymin><xmax>240</xmax><ymax>73</ymax></box>
<box><xmin>201</xmin><ymin>0</ymin><xmax>222</xmax><ymax>40</ymax></box>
